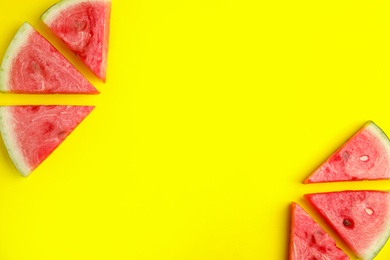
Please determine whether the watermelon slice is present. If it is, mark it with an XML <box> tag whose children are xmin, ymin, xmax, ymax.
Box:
<box><xmin>305</xmin><ymin>190</ymin><xmax>390</xmax><ymax>260</ymax></box>
<box><xmin>0</xmin><ymin>105</ymin><xmax>94</xmax><ymax>176</ymax></box>
<box><xmin>304</xmin><ymin>121</ymin><xmax>390</xmax><ymax>183</ymax></box>
<box><xmin>0</xmin><ymin>22</ymin><xmax>98</xmax><ymax>94</ymax></box>
<box><xmin>41</xmin><ymin>0</ymin><xmax>112</xmax><ymax>82</ymax></box>
<box><xmin>289</xmin><ymin>202</ymin><xmax>349</xmax><ymax>260</ymax></box>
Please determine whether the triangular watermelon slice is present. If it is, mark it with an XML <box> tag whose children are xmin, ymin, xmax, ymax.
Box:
<box><xmin>305</xmin><ymin>190</ymin><xmax>390</xmax><ymax>260</ymax></box>
<box><xmin>0</xmin><ymin>105</ymin><xmax>94</xmax><ymax>176</ymax></box>
<box><xmin>289</xmin><ymin>202</ymin><xmax>349</xmax><ymax>260</ymax></box>
<box><xmin>0</xmin><ymin>22</ymin><xmax>98</xmax><ymax>94</ymax></box>
<box><xmin>41</xmin><ymin>0</ymin><xmax>112</xmax><ymax>82</ymax></box>
<box><xmin>304</xmin><ymin>121</ymin><xmax>390</xmax><ymax>183</ymax></box>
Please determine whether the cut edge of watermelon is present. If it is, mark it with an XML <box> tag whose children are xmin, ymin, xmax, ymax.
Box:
<box><xmin>0</xmin><ymin>106</ymin><xmax>30</xmax><ymax>176</ymax></box>
<box><xmin>0</xmin><ymin>22</ymin><xmax>34</xmax><ymax>93</ymax></box>
<box><xmin>303</xmin><ymin>121</ymin><xmax>390</xmax><ymax>183</ymax></box>
<box><xmin>304</xmin><ymin>191</ymin><xmax>390</xmax><ymax>260</ymax></box>
<box><xmin>41</xmin><ymin>0</ymin><xmax>112</xmax><ymax>82</ymax></box>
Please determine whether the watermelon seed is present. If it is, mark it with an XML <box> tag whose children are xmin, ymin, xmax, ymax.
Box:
<box><xmin>58</xmin><ymin>131</ymin><xmax>67</xmax><ymax>138</ymax></box>
<box><xmin>359</xmin><ymin>155</ymin><xmax>369</xmax><ymax>162</ymax></box>
<box><xmin>309</xmin><ymin>234</ymin><xmax>317</xmax><ymax>246</ymax></box>
<box><xmin>365</xmin><ymin>208</ymin><xmax>374</xmax><ymax>215</ymax></box>
<box><xmin>342</xmin><ymin>218</ymin><xmax>354</xmax><ymax>229</ymax></box>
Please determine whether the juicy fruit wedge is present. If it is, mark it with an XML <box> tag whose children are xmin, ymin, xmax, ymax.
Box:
<box><xmin>0</xmin><ymin>22</ymin><xmax>98</xmax><ymax>94</ymax></box>
<box><xmin>41</xmin><ymin>0</ymin><xmax>112</xmax><ymax>82</ymax></box>
<box><xmin>0</xmin><ymin>105</ymin><xmax>94</xmax><ymax>176</ymax></box>
<box><xmin>305</xmin><ymin>190</ymin><xmax>390</xmax><ymax>260</ymax></box>
<box><xmin>289</xmin><ymin>202</ymin><xmax>349</xmax><ymax>260</ymax></box>
<box><xmin>304</xmin><ymin>121</ymin><xmax>390</xmax><ymax>183</ymax></box>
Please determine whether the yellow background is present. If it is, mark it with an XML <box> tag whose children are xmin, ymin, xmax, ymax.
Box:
<box><xmin>1</xmin><ymin>0</ymin><xmax>390</xmax><ymax>259</ymax></box>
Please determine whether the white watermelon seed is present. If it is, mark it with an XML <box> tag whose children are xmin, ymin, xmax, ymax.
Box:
<box><xmin>365</xmin><ymin>208</ymin><xmax>374</xmax><ymax>215</ymax></box>
<box><xmin>359</xmin><ymin>155</ymin><xmax>369</xmax><ymax>162</ymax></box>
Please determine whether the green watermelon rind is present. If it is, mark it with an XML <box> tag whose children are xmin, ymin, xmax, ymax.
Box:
<box><xmin>0</xmin><ymin>107</ymin><xmax>31</xmax><ymax>176</ymax></box>
<box><xmin>0</xmin><ymin>22</ymin><xmax>34</xmax><ymax>93</ymax></box>
<box><xmin>41</xmin><ymin>0</ymin><xmax>112</xmax><ymax>81</ymax></box>
<box><xmin>366</xmin><ymin>121</ymin><xmax>390</xmax><ymax>160</ymax></box>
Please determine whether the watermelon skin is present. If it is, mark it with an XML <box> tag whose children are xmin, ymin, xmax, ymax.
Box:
<box><xmin>0</xmin><ymin>22</ymin><xmax>98</xmax><ymax>94</ymax></box>
<box><xmin>41</xmin><ymin>0</ymin><xmax>111</xmax><ymax>82</ymax></box>
<box><xmin>289</xmin><ymin>202</ymin><xmax>349</xmax><ymax>260</ymax></box>
<box><xmin>0</xmin><ymin>105</ymin><xmax>94</xmax><ymax>176</ymax></box>
<box><xmin>304</xmin><ymin>121</ymin><xmax>390</xmax><ymax>183</ymax></box>
<box><xmin>305</xmin><ymin>191</ymin><xmax>390</xmax><ymax>260</ymax></box>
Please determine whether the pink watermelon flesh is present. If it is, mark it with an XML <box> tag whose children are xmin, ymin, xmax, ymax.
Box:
<box><xmin>289</xmin><ymin>202</ymin><xmax>349</xmax><ymax>260</ymax></box>
<box><xmin>305</xmin><ymin>191</ymin><xmax>390</xmax><ymax>260</ymax></box>
<box><xmin>41</xmin><ymin>0</ymin><xmax>111</xmax><ymax>82</ymax></box>
<box><xmin>0</xmin><ymin>22</ymin><xmax>98</xmax><ymax>94</ymax></box>
<box><xmin>304</xmin><ymin>121</ymin><xmax>390</xmax><ymax>183</ymax></box>
<box><xmin>0</xmin><ymin>105</ymin><xmax>94</xmax><ymax>176</ymax></box>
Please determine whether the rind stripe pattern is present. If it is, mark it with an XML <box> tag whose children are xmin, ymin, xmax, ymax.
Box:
<box><xmin>0</xmin><ymin>23</ymin><xmax>33</xmax><ymax>92</ymax></box>
<box><xmin>0</xmin><ymin>107</ymin><xmax>30</xmax><ymax>176</ymax></box>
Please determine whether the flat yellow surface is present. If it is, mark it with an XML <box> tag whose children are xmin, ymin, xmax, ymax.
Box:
<box><xmin>1</xmin><ymin>0</ymin><xmax>390</xmax><ymax>259</ymax></box>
